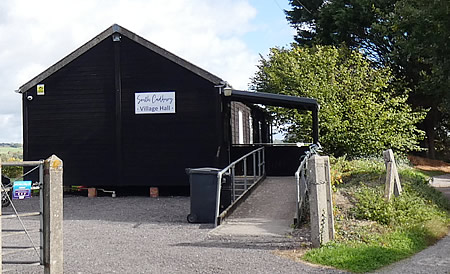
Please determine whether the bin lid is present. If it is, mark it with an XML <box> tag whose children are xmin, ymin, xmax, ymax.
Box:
<box><xmin>185</xmin><ymin>167</ymin><xmax>221</xmax><ymax>175</ymax></box>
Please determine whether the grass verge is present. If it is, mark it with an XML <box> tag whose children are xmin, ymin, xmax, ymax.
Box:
<box><xmin>301</xmin><ymin>157</ymin><xmax>450</xmax><ymax>273</ymax></box>
<box><xmin>0</xmin><ymin>144</ymin><xmax>24</xmax><ymax>179</ymax></box>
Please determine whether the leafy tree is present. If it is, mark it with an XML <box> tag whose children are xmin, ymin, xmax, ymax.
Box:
<box><xmin>387</xmin><ymin>0</ymin><xmax>450</xmax><ymax>159</ymax></box>
<box><xmin>286</xmin><ymin>0</ymin><xmax>395</xmax><ymax>62</ymax></box>
<box><xmin>251</xmin><ymin>45</ymin><xmax>426</xmax><ymax>157</ymax></box>
<box><xmin>286</xmin><ymin>0</ymin><xmax>450</xmax><ymax>159</ymax></box>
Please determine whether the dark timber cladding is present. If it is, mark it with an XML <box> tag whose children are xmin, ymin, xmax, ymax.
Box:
<box><xmin>19</xmin><ymin>24</ymin><xmax>227</xmax><ymax>187</ymax></box>
<box><xmin>23</xmin><ymin>38</ymin><xmax>117</xmax><ymax>186</ymax></box>
<box><xmin>119</xmin><ymin>36</ymin><xmax>222</xmax><ymax>186</ymax></box>
<box><xmin>18</xmin><ymin>23</ymin><xmax>318</xmax><ymax>189</ymax></box>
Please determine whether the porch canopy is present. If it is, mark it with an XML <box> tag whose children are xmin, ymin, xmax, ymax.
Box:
<box><xmin>225</xmin><ymin>89</ymin><xmax>320</xmax><ymax>144</ymax></box>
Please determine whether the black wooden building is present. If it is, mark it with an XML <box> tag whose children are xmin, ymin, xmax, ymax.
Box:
<box><xmin>18</xmin><ymin>24</ymin><xmax>275</xmax><ymax>189</ymax></box>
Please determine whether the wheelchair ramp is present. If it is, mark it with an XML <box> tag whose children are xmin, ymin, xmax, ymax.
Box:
<box><xmin>211</xmin><ymin>176</ymin><xmax>296</xmax><ymax>237</ymax></box>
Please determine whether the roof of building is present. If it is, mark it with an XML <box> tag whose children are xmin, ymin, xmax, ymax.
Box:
<box><xmin>228</xmin><ymin>89</ymin><xmax>319</xmax><ymax>111</ymax></box>
<box><xmin>18</xmin><ymin>24</ymin><xmax>224</xmax><ymax>93</ymax></box>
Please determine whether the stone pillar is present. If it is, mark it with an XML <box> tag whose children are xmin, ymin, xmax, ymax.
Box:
<box><xmin>43</xmin><ymin>155</ymin><xmax>63</xmax><ymax>274</ymax></box>
<box><xmin>308</xmin><ymin>155</ymin><xmax>335</xmax><ymax>247</ymax></box>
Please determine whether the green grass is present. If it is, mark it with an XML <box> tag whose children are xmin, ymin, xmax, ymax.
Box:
<box><xmin>0</xmin><ymin>146</ymin><xmax>22</xmax><ymax>154</ymax></box>
<box><xmin>303</xmin><ymin>225</ymin><xmax>444</xmax><ymax>273</ymax></box>
<box><xmin>0</xmin><ymin>143</ymin><xmax>23</xmax><ymax>161</ymax></box>
<box><xmin>302</xmin><ymin>157</ymin><xmax>450</xmax><ymax>273</ymax></box>
<box><xmin>413</xmin><ymin>169</ymin><xmax>448</xmax><ymax>178</ymax></box>
<box><xmin>1</xmin><ymin>144</ymin><xmax>23</xmax><ymax>179</ymax></box>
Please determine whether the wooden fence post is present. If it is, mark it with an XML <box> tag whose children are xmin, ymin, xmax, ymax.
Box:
<box><xmin>308</xmin><ymin>155</ymin><xmax>335</xmax><ymax>248</ymax></box>
<box><xmin>383</xmin><ymin>149</ymin><xmax>402</xmax><ymax>201</ymax></box>
<box><xmin>43</xmin><ymin>155</ymin><xmax>63</xmax><ymax>274</ymax></box>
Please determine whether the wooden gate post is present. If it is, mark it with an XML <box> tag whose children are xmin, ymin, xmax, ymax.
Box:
<box><xmin>383</xmin><ymin>149</ymin><xmax>402</xmax><ymax>201</ymax></box>
<box><xmin>43</xmin><ymin>155</ymin><xmax>63</xmax><ymax>274</ymax></box>
<box><xmin>308</xmin><ymin>155</ymin><xmax>335</xmax><ymax>248</ymax></box>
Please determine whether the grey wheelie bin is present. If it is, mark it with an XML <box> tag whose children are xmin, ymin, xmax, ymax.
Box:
<box><xmin>185</xmin><ymin>167</ymin><xmax>220</xmax><ymax>223</ymax></box>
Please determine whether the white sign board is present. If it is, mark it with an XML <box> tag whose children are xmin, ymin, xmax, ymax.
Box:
<box><xmin>135</xmin><ymin>91</ymin><xmax>176</xmax><ymax>114</ymax></box>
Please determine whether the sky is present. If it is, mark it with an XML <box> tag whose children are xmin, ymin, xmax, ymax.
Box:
<box><xmin>0</xmin><ymin>0</ymin><xmax>295</xmax><ymax>143</ymax></box>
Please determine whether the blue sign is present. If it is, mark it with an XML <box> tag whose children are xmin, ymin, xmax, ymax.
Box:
<box><xmin>12</xmin><ymin>181</ymin><xmax>32</xmax><ymax>200</ymax></box>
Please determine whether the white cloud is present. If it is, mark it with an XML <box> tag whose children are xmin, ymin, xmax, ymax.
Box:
<box><xmin>0</xmin><ymin>114</ymin><xmax>22</xmax><ymax>142</ymax></box>
<box><xmin>0</xmin><ymin>0</ymin><xmax>276</xmax><ymax>142</ymax></box>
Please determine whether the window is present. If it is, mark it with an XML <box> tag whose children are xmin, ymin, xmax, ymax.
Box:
<box><xmin>238</xmin><ymin>110</ymin><xmax>244</xmax><ymax>144</ymax></box>
<box><xmin>249</xmin><ymin>116</ymin><xmax>253</xmax><ymax>144</ymax></box>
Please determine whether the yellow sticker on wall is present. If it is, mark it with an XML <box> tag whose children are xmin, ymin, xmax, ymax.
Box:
<box><xmin>37</xmin><ymin>84</ymin><xmax>45</xmax><ymax>95</ymax></box>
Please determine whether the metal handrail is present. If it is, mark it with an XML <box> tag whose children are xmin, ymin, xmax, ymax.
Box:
<box><xmin>214</xmin><ymin>147</ymin><xmax>265</xmax><ymax>226</ymax></box>
<box><xmin>294</xmin><ymin>144</ymin><xmax>321</xmax><ymax>226</ymax></box>
<box><xmin>2</xmin><ymin>161</ymin><xmax>44</xmax><ymax>167</ymax></box>
<box><xmin>232</xmin><ymin>142</ymin><xmax>313</xmax><ymax>147</ymax></box>
<box><xmin>295</xmin><ymin>156</ymin><xmax>308</xmax><ymax>226</ymax></box>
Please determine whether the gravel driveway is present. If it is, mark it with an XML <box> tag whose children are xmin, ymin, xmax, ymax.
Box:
<box><xmin>2</xmin><ymin>195</ymin><xmax>346</xmax><ymax>273</ymax></box>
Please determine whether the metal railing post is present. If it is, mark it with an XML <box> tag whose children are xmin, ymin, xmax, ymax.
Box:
<box><xmin>39</xmin><ymin>162</ymin><xmax>44</xmax><ymax>265</ymax></box>
<box><xmin>243</xmin><ymin>158</ymin><xmax>247</xmax><ymax>190</ymax></box>
<box><xmin>258</xmin><ymin>150</ymin><xmax>261</xmax><ymax>177</ymax></box>
<box><xmin>295</xmin><ymin>169</ymin><xmax>300</xmax><ymax>223</ymax></box>
<box><xmin>231</xmin><ymin>166</ymin><xmax>236</xmax><ymax>202</ymax></box>
<box><xmin>214</xmin><ymin>174</ymin><xmax>222</xmax><ymax>227</ymax></box>
<box><xmin>293</xmin><ymin>144</ymin><xmax>324</xmax><ymax>228</ymax></box>
<box><xmin>262</xmin><ymin>148</ymin><xmax>265</xmax><ymax>175</ymax></box>
<box><xmin>252</xmin><ymin>152</ymin><xmax>256</xmax><ymax>182</ymax></box>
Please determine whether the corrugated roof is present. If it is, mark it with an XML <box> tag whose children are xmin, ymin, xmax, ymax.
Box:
<box><xmin>18</xmin><ymin>24</ymin><xmax>224</xmax><ymax>93</ymax></box>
